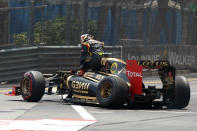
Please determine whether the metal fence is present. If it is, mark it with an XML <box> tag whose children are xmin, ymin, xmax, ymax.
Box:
<box><xmin>0</xmin><ymin>0</ymin><xmax>197</xmax><ymax>46</ymax></box>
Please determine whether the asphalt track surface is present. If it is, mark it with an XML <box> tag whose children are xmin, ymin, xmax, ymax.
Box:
<box><xmin>0</xmin><ymin>74</ymin><xmax>197</xmax><ymax>131</ymax></box>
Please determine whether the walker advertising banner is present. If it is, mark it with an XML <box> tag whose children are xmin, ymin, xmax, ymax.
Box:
<box><xmin>122</xmin><ymin>45</ymin><xmax>196</xmax><ymax>71</ymax></box>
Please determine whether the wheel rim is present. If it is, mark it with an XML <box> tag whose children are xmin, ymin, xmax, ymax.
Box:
<box><xmin>21</xmin><ymin>78</ymin><xmax>32</xmax><ymax>97</ymax></box>
<box><xmin>100</xmin><ymin>81</ymin><xmax>112</xmax><ymax>99</ymax></box>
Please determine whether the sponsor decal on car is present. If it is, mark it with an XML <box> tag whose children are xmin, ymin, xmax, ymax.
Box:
<box><xmin>126</xmin><ymin>60</ymin><xmax>143</xmax><ymax>100</ymax></box>
<box><xmin>137</xmin><ymin>61</ymin><xmax>169</xmax><ymax>68</ymax></box>
<box><xmin>72</xmin><ymin>81</ymin><xmax>90</xmax><ymax>90</ymax></box>
<box><xmin>126</xmin><ymin>70</ymin><xmax>142</xmax><ymax>78</ymax></box>
<box><xmin>110</xmin><ymin>62</ymin><xmax>118</xmax><ymax>74</ymax></box>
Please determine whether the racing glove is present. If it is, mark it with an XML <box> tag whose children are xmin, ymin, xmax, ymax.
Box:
<box><xmin>77</xmin><ymin>69</ymin><xmax>85</xmax><ymax>76</ymax></box>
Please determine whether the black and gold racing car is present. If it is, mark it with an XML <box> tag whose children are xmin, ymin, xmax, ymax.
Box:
<box><xmin>9</xmin><ymin>58</ymin><xmax>190</xmax><ymax>109</ymax></box>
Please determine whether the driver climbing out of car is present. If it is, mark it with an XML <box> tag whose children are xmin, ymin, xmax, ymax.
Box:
<box><xmin>77</xmin><ymin>34</ymin><xmax>104</xmax><ymax>76</ymax></box>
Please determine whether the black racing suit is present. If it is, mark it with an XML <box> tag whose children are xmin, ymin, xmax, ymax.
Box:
<box><xmin>80</xmin><ymin>40</ymin><xmax>104</xmax><ymax>72</ymax></box>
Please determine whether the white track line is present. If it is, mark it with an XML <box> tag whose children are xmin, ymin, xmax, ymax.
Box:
<box><xmin>72</xmin><ymin>105</ymin><xmax>96</xmax><ymax>121</ymax></box>
<box><xmin>0</xmin><ymin>119</ymin><xmax>96</xmax><ymax>131</ymax></box>
<box><xmin>191</xmin><ymin>92</ymin><xmax>197</xmax><ymax>95</ymax></box>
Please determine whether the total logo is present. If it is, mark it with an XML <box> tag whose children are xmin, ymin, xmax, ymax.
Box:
<box><xmin>126</xmin><ymin>71</ymin><xmax>142</xmax><ymax>78</ymax></box>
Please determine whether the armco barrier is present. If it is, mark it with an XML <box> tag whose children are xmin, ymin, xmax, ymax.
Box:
<box><xmin>38</xmin><ymin>46</ymin><xmax>81</xmax><ymax>73</ymax></box>
<box><xmin>0</xmin><ymin>47</ymin><xmax>39</xmax><ymax>82</ymax></box>
<box><xmin>0</xmin><ymin>46</ymin><xmax>121</xmax><ymax>82</ymax></box>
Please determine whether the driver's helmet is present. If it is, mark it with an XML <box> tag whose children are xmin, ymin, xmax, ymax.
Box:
<box><xmin>80</xmin><ymin>34</ymin><xmax>94</xmax><ymax>43</ymax></box>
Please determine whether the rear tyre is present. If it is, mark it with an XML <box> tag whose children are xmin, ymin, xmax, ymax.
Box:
<box><xmin>167</xmin><ymin>76</ymin><xmax>190</xmax><ymax>109</ymax></box>
<box><xmin>96</xmin><ymin>76</ymin><xmax>129</xmax><ymax>108</ymax></box>
<box><xmin>20</xmin><ymin>71</ymin><xmax>45</xmax><ymax>102</ymax></box>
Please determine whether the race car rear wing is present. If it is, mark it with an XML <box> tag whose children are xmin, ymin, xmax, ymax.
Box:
<box><xmin>126</xmin><ymin>60</ymin><xmax>175</xmax><ymax>100</ymax></box>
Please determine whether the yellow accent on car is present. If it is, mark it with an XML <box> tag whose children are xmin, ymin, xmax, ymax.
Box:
<box><xmin>66</xmin><ymin>75</ymin><xmax>73</xmax><ymax>89</ymax></box>
<box><xmin>99</xmin><ymin>52</ymin><xmax>103</xmax><ymax>55</ymax></box>
<box><xmin>110</xmin><ymin>62</ymin><xmax>118</xmax><ymax>74</ymax></box>
<box><xmin>73</xmin><ymin>94</ymin><xmax>97</xmax><ymax>100</ymax></box>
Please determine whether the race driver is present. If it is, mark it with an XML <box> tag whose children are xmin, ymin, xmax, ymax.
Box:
<box><xmin>78</xmin><ymin>34</ymin><xmax>104</xmax><ymax>76</ymax></box>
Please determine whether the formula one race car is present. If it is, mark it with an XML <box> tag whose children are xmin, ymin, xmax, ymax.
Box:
<box><xmin>7</xmin><ymin>58</ymin><xmax>190</xmax><ymax>109</ymax></box>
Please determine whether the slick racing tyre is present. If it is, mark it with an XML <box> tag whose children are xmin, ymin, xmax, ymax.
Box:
<box><xmin>96</xmin><ymin>76</ymin><xmax>129</xmax><ymax>108</ymax></box>
<box><xmin>20</xmin><ymin>71</ymin><xmax>45</xmax><ymax>102</ymax></box>
<box><xmin>167</xmin><ymin>76</ymin><xmax>190</xmax><ymax>109</ymax></box>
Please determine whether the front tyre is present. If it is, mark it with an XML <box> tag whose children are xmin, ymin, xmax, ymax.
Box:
<box><xmin>96</xmin><ymin>76</ymin><xmax>129</xmax><ymax>108</ymax></box>
<box><xmin>167</xmin><ymin>76</ymin><xmax>190</xmax><ymax>109</ymax></box>
<box><xmin>20</xmin><ymin>71</ymin><xmax>45</xmax><ymax>102</ymax></box>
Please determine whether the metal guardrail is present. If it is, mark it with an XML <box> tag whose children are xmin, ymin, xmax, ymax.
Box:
<box><xmin>0</xmin><ymin>46</ymin><xmax>121</xmax><ymax>82</ymax></box>
<box><xmin>0</xmin><ymin>47</ymin><xmax>39</xmax><ymax>82</ymax></box>
<box><xmin>38</xmin><ymin>46</ymin><xmax>81</xmax><ymax>73</ymax></box>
